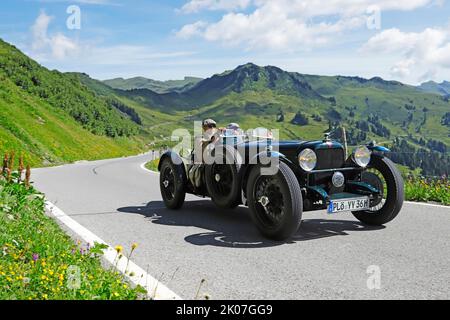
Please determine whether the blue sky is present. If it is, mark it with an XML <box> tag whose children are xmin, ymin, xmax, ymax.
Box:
<box><xmin>1</xmin><ymin>0</ymin><xmax>450</xmax><ymax>84</ymax></box>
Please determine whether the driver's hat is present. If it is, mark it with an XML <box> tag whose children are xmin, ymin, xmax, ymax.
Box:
<box><xmin>202</xmin><ymin>119</ymin><xmax>217</xmax><ymax>128</ymax></box>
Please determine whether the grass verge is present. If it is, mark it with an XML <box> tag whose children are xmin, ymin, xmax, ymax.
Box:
<box><xmin>0</xmin><ymin>172</ymin><xmax>146</xmax><ymax>300</ymax></box>
<box><xmin>145</xmin><ymin>158</ymin><xmax>160</xmax><ymax>172</ymax></box>
<box><xmin>404</xmin><ymin>176</ymin><xmax>449</xmax><ymax>206</ymax></box>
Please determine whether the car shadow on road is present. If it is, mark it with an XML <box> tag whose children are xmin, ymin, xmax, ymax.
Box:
<box><xmin>117</xmin><ymin>200</ymin><xmax>385</xmax><ymax>248</ymax></box>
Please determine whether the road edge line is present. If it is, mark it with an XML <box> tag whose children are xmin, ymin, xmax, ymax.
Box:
<box><xmin>404</xmin><ymin>201</ymin><xmax>449</xmax><ymax>209</ymax></box>
<box><xmin>45</xmin><ymin>201</ymin><xmax>181</xmax><ymax>300</ymax></box>
<box><xmin>140</xmin><ymin>162</ymin><xmax>159</xmax><ymax>175</ymax></box>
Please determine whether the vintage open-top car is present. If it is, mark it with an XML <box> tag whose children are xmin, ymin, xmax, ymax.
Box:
<box><xmin>158</xmin><ymin>129</ymin><xmax>404</xmax><ymax>240</ymax></box>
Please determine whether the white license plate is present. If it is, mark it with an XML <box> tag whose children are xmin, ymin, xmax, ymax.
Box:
<box><xmin>327</xmin><ymin>197</ymin><xmax>370</xmax><ymax>214</ymax></box>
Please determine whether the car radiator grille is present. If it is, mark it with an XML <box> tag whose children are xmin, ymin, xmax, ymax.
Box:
<box><xmin>315</xmin><ymin>148</ymin><xmax>345</xmax><ymax>170</ymax></box>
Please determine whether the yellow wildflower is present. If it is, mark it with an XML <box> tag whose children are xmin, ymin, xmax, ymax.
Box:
<box><xmin>115</xmin><ymin>245</ymin><xmax>123</xmax><ymax>254</ymax></box>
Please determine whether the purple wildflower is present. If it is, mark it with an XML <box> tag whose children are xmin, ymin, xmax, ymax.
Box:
<box><xmin>32</xmin><ymin>253</ymin><xmax>39</xmax><ymax>262</ymax></box>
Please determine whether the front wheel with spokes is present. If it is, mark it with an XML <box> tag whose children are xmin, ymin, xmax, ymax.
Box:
<box><xmin>352</xmin><ymin>154</ymin><xmax>404</xmax><ymax>225</ymax></box>
<box><xmin>247</xmin><ymin>162</ymin><xmax>303</xmax><ymax>241</ymax></box>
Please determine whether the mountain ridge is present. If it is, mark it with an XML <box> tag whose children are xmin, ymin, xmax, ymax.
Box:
<box><xmin>103</xmin><ymin>76</ymin><xmax>203</xmax><ymax>93</ymax></box>
<box><xmin>418</xmin><ymin>80</ymin><xmax>450</xmax><ymax>96</ymax></box>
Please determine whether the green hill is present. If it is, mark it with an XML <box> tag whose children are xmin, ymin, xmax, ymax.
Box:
<box><xmin>0</xmin><ymin>39</ymin><xmax>146</xmax><ymax>166</ymax></box>
<box><xmin>118</xmin><ymin>63</ymin><xmax>326</xmax><ymax>112</ymax></box>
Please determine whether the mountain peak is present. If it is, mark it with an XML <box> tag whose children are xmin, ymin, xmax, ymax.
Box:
<box><xmin>188</xmin><ymin>61</ymin><xmax>324</xmax><ymax>102</ymax></box>
<box><xmin>234</xmin><ymin>63</ymin><xmax>285</xmax><ymax>73</ymax></box>
<box><xmin>237</xmin><ymin>62</ymin><xmax>260</xmax><ymax>69</ymax></box>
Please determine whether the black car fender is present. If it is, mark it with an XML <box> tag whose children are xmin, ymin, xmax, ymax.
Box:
<box><xmin>241</xmin><ymin>151</ymin><xmax>300</xmax><ymax>195</ymax></box>
<box><xmin>158</xmin><ymin>151</ymin><xmax>188</xmax><ymax>184</ymax></box>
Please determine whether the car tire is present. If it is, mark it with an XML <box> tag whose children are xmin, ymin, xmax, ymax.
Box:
<box><xmin>205</xmin><ymin>145</ymin><xmax>242</xmax><ymax>209</ymax></box>
<box><xmin>159</xmin><ymin>157</ymin><xmax>186</xmax><ymax>210</ymax></box>
<box><xmin>352</xmin><ymin>154</ymin><xmax>404</xmax><ymax>225</ymax></box>
<box><xmin>247</xmin><ymin>162</ymin><xmax>303</xmax><ymax>240</ymax></box>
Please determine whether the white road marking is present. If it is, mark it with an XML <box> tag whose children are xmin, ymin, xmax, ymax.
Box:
<box><xmin>140</xmin><ymin>162</ymin><xmax>159</xmax><ymax>175</ymax></box>
<box><xmin>404</xmin><ymin>201</ymin><xmax>449</xmax><ymax>209</ymax></box>
<box><xmin>45</xmin><ymin>201</ymin><xmax>181</xmax><ymax>300</ymax></box>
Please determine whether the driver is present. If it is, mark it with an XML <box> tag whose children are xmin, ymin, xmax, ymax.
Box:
<box><xmin>190</xmin><ymin>119</ymin><xmax>220</xmax><ymax>190</ymax></box>
<box><xmin>202</xmin><ymin>119</ymin><xmax>221</xmax><ymax>147</ymax></box>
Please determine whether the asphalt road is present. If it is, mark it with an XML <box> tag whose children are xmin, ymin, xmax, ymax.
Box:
<box><xmin>32</xmin><ymin>153</ymin><xmax>450</xmax><ymax>300</ymax></box>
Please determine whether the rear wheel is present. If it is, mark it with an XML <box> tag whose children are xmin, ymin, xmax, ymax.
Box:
<box><xmin>205</xmin><ymin>146</ymin><xmax>242</xmax><ymax>209</ymax></box>
<box><xmin>247</xmin><ymin>162</ymin><xmax>303</xmax><ymax>240</ymax></box>
<box><xmin>159</xmin><ymin>158</ymin><xmax>186</xmax><ymax>210</ymax></box>
<box><xmin>352</xmin><ymin>155</ymin><xmax>404</xmax><ymax>225</ymax></box>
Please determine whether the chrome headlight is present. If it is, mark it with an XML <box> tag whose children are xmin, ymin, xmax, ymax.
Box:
<box><xmin>353</xmin><ymin>146</ymin><xmax>372</xmax><ymax>167</ymax></box>
<box><xmin>298</xmin><ymin>148</ymin><xmax>317</xmax><ymax>172</ymax></box>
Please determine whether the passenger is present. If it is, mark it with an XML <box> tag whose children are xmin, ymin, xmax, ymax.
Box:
<box><xmin>226</xmin><ymin>123</ymin><xmax>240</xmax><ymax>131</ymax></box>
<box><xmin>224</xmin><ymin>123</ymin><xmax>244</xmax><ymax>144</ymax></box>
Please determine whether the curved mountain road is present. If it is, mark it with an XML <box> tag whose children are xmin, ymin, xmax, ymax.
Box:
<box><xmin>32</xmin><ymin>153</ymin><xmax>450</xmax><ymax>300</ymax></box>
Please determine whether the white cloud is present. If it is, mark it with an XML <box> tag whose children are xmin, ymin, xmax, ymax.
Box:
<box><xmin>50</xmin><ymin>33</ymin><xmax>79</xmax><ymax>59</ymax></box>
<box><xmin>176</xmin><ymin>0</ymin><xmax>437</xmax><ymax>50</ymax></box>
<box><xmin>177</xmin><ymin>21</ymin><xmax>208</xmax><ymax>39</ymax></box>
<box><xmin>180</xmin><ymin>0</ymin><xmax>252</xmax><ymax>13</ymax></box>
<box><xmin>30</xmin><ymin>12</ymin><xmax>80</xmax><ymax>60</ymax></box>
<box><xmin>31</xmin><ymin>11</ymin><xmax>52</xmax><ymax>51</ymax></box>
<box><xmin>390</xmin><ymin>59</ymin><xmax>416</xmax><ymax>78</ymax></box>
<box><xmin>362</xmin><ymin>26</ymin><xmax>450</xmax><ymax>81</ymax></box>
